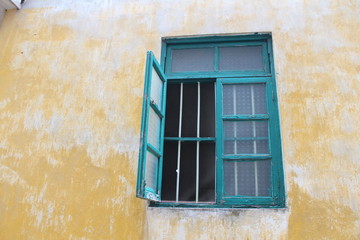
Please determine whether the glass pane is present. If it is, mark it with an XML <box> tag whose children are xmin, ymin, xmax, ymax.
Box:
<box><xmin>145</xmin><ymin>151</ymin><xmax>158</xmax><ymax>191</ymax></box>
<box><xmin>236</xmin><ymin>140</ymin><xmax>254</xmax><ymax>154</ymax></box>
<box><xmin>223</xmin><ymin>121</ymin><xmax>269</xmax><ymax>154</ymax></box>
<box><xmin>253</xmin><ymin>84</ymin><xmax>267</xmax><ymax>114</ymax></box>
<box><xmin>222</xmin><ymin>139</ymin><xmax>269</xmax><ymax>155</ymax></box>
<box><xmin>257</xmin><ymin>160</ymin><xmax>271</xmax><ymax>196</ymax></box>
<box><xmin>224</xmin><ymin>121</ymin><xmax>268</xmax><ymax>138</ymax></box>
<box><xmin>256</xmin><ymin>140</ymin><xmax>269</xmax><ymax>154</ymax></box>
<box><xmin>256</xmin><ymin>121</ymin><xmax>268</xmax><ymax>137</ymax></box>
<box><xmin>223</xmin><ymin>84</ymin><xmax>266</xmax><ymax>115</ymax></box>
<box><xmin>219</xmin><ymin>46</ymin><xmax>263</xmax><ymax>71</ymax></box>
<box><xmin>224</xmin><ymin>160</ymin><xmax>271</xmax><ymax>196</ymax></box>
<box><xmin>224</xmin><ymin>161</ymin><xmax>255</xmax><ymax>196</ymax></box>
<box><xmin>148</xmin><ymin>108</ymin><xmax>161</xmax><ymax>149</ymax></box>
<box><xmin>171</xmin><ymin>48</ymin><xmax>214</xmax><ymax>72</ymax></box>
<box><xmin>150</xmin><ymin>68</ymin><xmax>163</xmax><ymax>109</ymax></box>
<box><xmin>224</xmin><ymin>140</ymin><xmax>235</xmax><ymax>155</ymax></box>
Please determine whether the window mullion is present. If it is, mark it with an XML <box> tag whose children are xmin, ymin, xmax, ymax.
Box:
<box><xmin>251</xmin><ymin>84</ymin><xmax>259</xmax><ymax>196</ymax></box>
<box><xmin>222</xmin><ymin>114</ymin><xmax>269</xmax><ymax>120</ymax></box>
<box><xmin>176</xmin><ymin>83</ymin><xmax>183</xmax><ymax>203</ymax></box>
<box><xmin>232</xmin><ymin>85</ymin><xmax>238</xmax><ymax>196</ymax></box>
<box><xmin>223</xmin><ymin>155</ymin><xmax>271</xmax><ymax>160</ymax></box>
<box><xmin>196</xmin><ymin>82</ymin><xmax>200</xmax><ymax>203</ymax></box>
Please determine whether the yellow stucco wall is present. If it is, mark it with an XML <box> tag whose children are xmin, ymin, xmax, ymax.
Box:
<box><xmin>0</xmin><ymin>0</ymin><xmax>359</xmax><ymax>239</ymax></box>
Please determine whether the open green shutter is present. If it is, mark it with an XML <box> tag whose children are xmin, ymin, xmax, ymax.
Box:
<box><xmin>136</xmin><ymin>52</ymin><xmax>167</xmax><ymax>201</ymax></box>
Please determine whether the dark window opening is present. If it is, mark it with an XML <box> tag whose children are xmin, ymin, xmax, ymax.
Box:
<box><xmin>162</xmin><ymin>82</ymin><xmax>215</xmax><ymax>202</ymax></box>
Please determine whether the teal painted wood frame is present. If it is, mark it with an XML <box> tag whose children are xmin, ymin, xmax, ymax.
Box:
<box><xmin>136</xmin><ymin>51</ymin><xmax>167</xmax><ymax>201</ymax></box>
<box><xmin>147</xmin><ymin>34</ymin><xmax>285</xmax><ymax>208</ymax></box>
<box><xmin>165</xmin><ymin>40</ymin><xmax>270</xmax><ymax>79</ymax></box>
<box><xmin>215</xmin><ymin>77</ymin><xmax>285</xmax><ymax>207</ymax></box>
<box><xmin>163</xmin><ymin>33</ymin><xmax>270</xmax><ymax>44</ymax></box>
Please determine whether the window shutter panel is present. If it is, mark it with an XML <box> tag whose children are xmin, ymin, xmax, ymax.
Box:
<box><xmin>136</xmin><ymin>52</ymin><xmax>167</xmax><ymax>201</ymax></box>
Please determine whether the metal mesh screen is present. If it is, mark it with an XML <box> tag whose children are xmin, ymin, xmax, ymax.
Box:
<box><xmin>145</xmin><ymin>152</ymin><xmax>158</xmax><ymax>191</ymax></box>
<box><xmin>150</xmin><ymin>68</ymin><xmax>163</xmax><ymax>110</ymax></box>
<box><xmin>148</xmin><ymin>109</ymin><xmax>161</xmax><ymax>149</ymax></box>
<box><xmin>224</xmin><ymin>160</ymin><xmax>271</xmax><ymax>196</ymax></box>
<box><xmin>223</xmin><ymin>84</ymin><xmax>266</xmax><ymax>115</ymax></box>
<box><xmin>223</xmin><ymin>121</ymin><xmax>269</xmax><ymax>154</ymax></box>
<box><xmin>171</xmin><ymin>48</ymin><xmax>214</xmax><ymax>72</ymax></box>
<box><xmin>219</xmin><ymin>46</ymin><xmax>263</xmax><ymax>71</ymax></box>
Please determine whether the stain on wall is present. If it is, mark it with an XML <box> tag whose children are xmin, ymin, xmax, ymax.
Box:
<box><xmin>0</xmin><ymin>0</ymin><xmax>359</xmax><ymax>239</ymax></box>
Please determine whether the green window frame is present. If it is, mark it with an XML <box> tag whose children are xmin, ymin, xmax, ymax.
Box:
<box><xmin>136</xmin><ymin>34</ymin><xmax>285</xmax><ymax>208</ymax></box>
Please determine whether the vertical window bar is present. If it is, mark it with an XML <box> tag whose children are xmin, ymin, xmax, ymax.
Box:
<box><xmin>176</xmin><ymin>83</ymin><xmax>183</xmax><ymax>202</ymax></box>
<box><xmin>251</xmin><ymin>85</ymin><xmax>259</xmax><ymax>196</ymax></box>
<box><xmin>232</xmin><ymin>85</ymin><xmax>238</xmax><ymax>195</ymax></box>
<box><xmin>196</xmin><ymin>82</ymin><xmax>200</xmax><ymax>203</ymax></box>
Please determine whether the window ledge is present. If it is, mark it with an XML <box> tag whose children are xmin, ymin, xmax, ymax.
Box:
<box><xmin>147</xmin><ymin>204</ymin><xmax>289</xmax><ymax>212</ymax></box>
<box><xmin>149</xmin><ymin>201</ymin><xmax>287</xmax><ymax>210</ymax></box>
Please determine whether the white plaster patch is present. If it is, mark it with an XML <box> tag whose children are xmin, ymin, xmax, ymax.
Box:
<box><xmin>104</xmin><ymin>175</ymin><xmax>134</xmax><ymax>216</ymax></box>
<box><xmin>0</xmin><ymin>152</ymin><xmax>24</xmax><ymax>160</ymax></box>
<box><xmin>331</xmin><ymin>139</ymin><xmax>360</xmax><ymax>165</ymax></box>
<box><xmin>48</xmin><ymin>113</ymin><xmax>63</xmax><ymax>134</ymax></box>
<box><xmin>10</xmin><ymin>41</ymin><xmax>38</xmax><ymax>70</ymax></box>
<box><xmin>118</xmin><ymin>175</ymin><xmax>132</xmax><ymax>197</ymax></box>
<box><xmin>35</xmin><ymin>210</ymin><xmax>44</xmax><ymax>227</ymax></box>
<box><xmin>24</xmin><ymin>110</ymin><xmax>44</xmax><ymax>131</ymax></box>
<box><xmin>23</xmin><ymin>95</ymin><xmax>45</xmax><ymax>131</ymax></box>
<box><xmin>0</xmin><ymin>165</ymin><xmax>28</xmax><ymax>187</ymax></box>
<box><xmin>132</xmin><ymin>87</ymin><xmax>142</xmax><ymax>97</ymax></box>
<box><xmin>288</xmin><ymin>162</ymin><xmax>359</xmax><ymax>212</ymax></box>
<box><xmin>47</xmin><ymin>156</ymin><xmax>62</xmax><ymax>167</ymax></box>
<box><xmin>0</xmin><ymin>98</ymin><xmax>10</xmax><ymax>109</ymax></box>
<box><xmin>340</xmin><ymin>112</ymin><xmax>357</xmax><ymax>133</ymax></box>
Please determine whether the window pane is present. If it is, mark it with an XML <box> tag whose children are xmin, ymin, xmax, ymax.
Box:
<box><xmin>257</xmin><ymin>160</ymin><xmax>271</xmax><ymax>196</ymax></box>
<box><xmin>223</xmin><ymin>84</ymin><xmax>266</xmax><ymax>115</ymax></box>
<box><xmin>256</xmin><ymin>140</ymin><xmax>269</xmax><ymax>154</ymax></box>
<box><xmin>148</xmin><ymin>108</ymin><xmax>161</xmax><ymax>149</ymax></box>
<box><xmin>219</xmin><ymin>46</ymin><xmax>263</xmax><ymax>71</ymax></box>
<box><xmin>224</xmin><ymin>160</ymin><xmax>271</xmax><ymax>196</ymax></box>
<box><xmin>150</xmin><ymin>68</ymin><xmax>163</xmax><ymax>109</ymax></box>
<box><xmin>224</xmin><ymin>121</ymin><xmax>268</xmax><ymax>138</ymax></box>
<box><xmin>145</xmin><ymin>151</ymin><xmax>158</xmax><ymax>191</ymax></box>
<box><xmin>171</xmin><ymin>48</ymin><xmax>214</xmax><ymax>72</ymax></box>
<box><xmin>223</xmin><ymin>121</ymin><xmax>269</xmax><ymax>154</ymax></box>
<box><xmin>253</xmin><ymin>84</ymin><xmax>267</xmax><ymax>114</ymax></box>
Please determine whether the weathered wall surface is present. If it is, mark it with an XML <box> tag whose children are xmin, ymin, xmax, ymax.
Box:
<box><xmin>0</xmin><ymin>0</ymin><xmax>359</xmax><ymax>239</ymax></box>
<box><xmin>0</xmin><ymin>9</ymin><xmax>4</xmax><ymax>24</ymax></box>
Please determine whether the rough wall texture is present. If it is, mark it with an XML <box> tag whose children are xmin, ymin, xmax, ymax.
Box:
<box><xmin>0</xmin><ymin>0</ymin><xmax>359</xmax><ymax>239</ymax></box>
